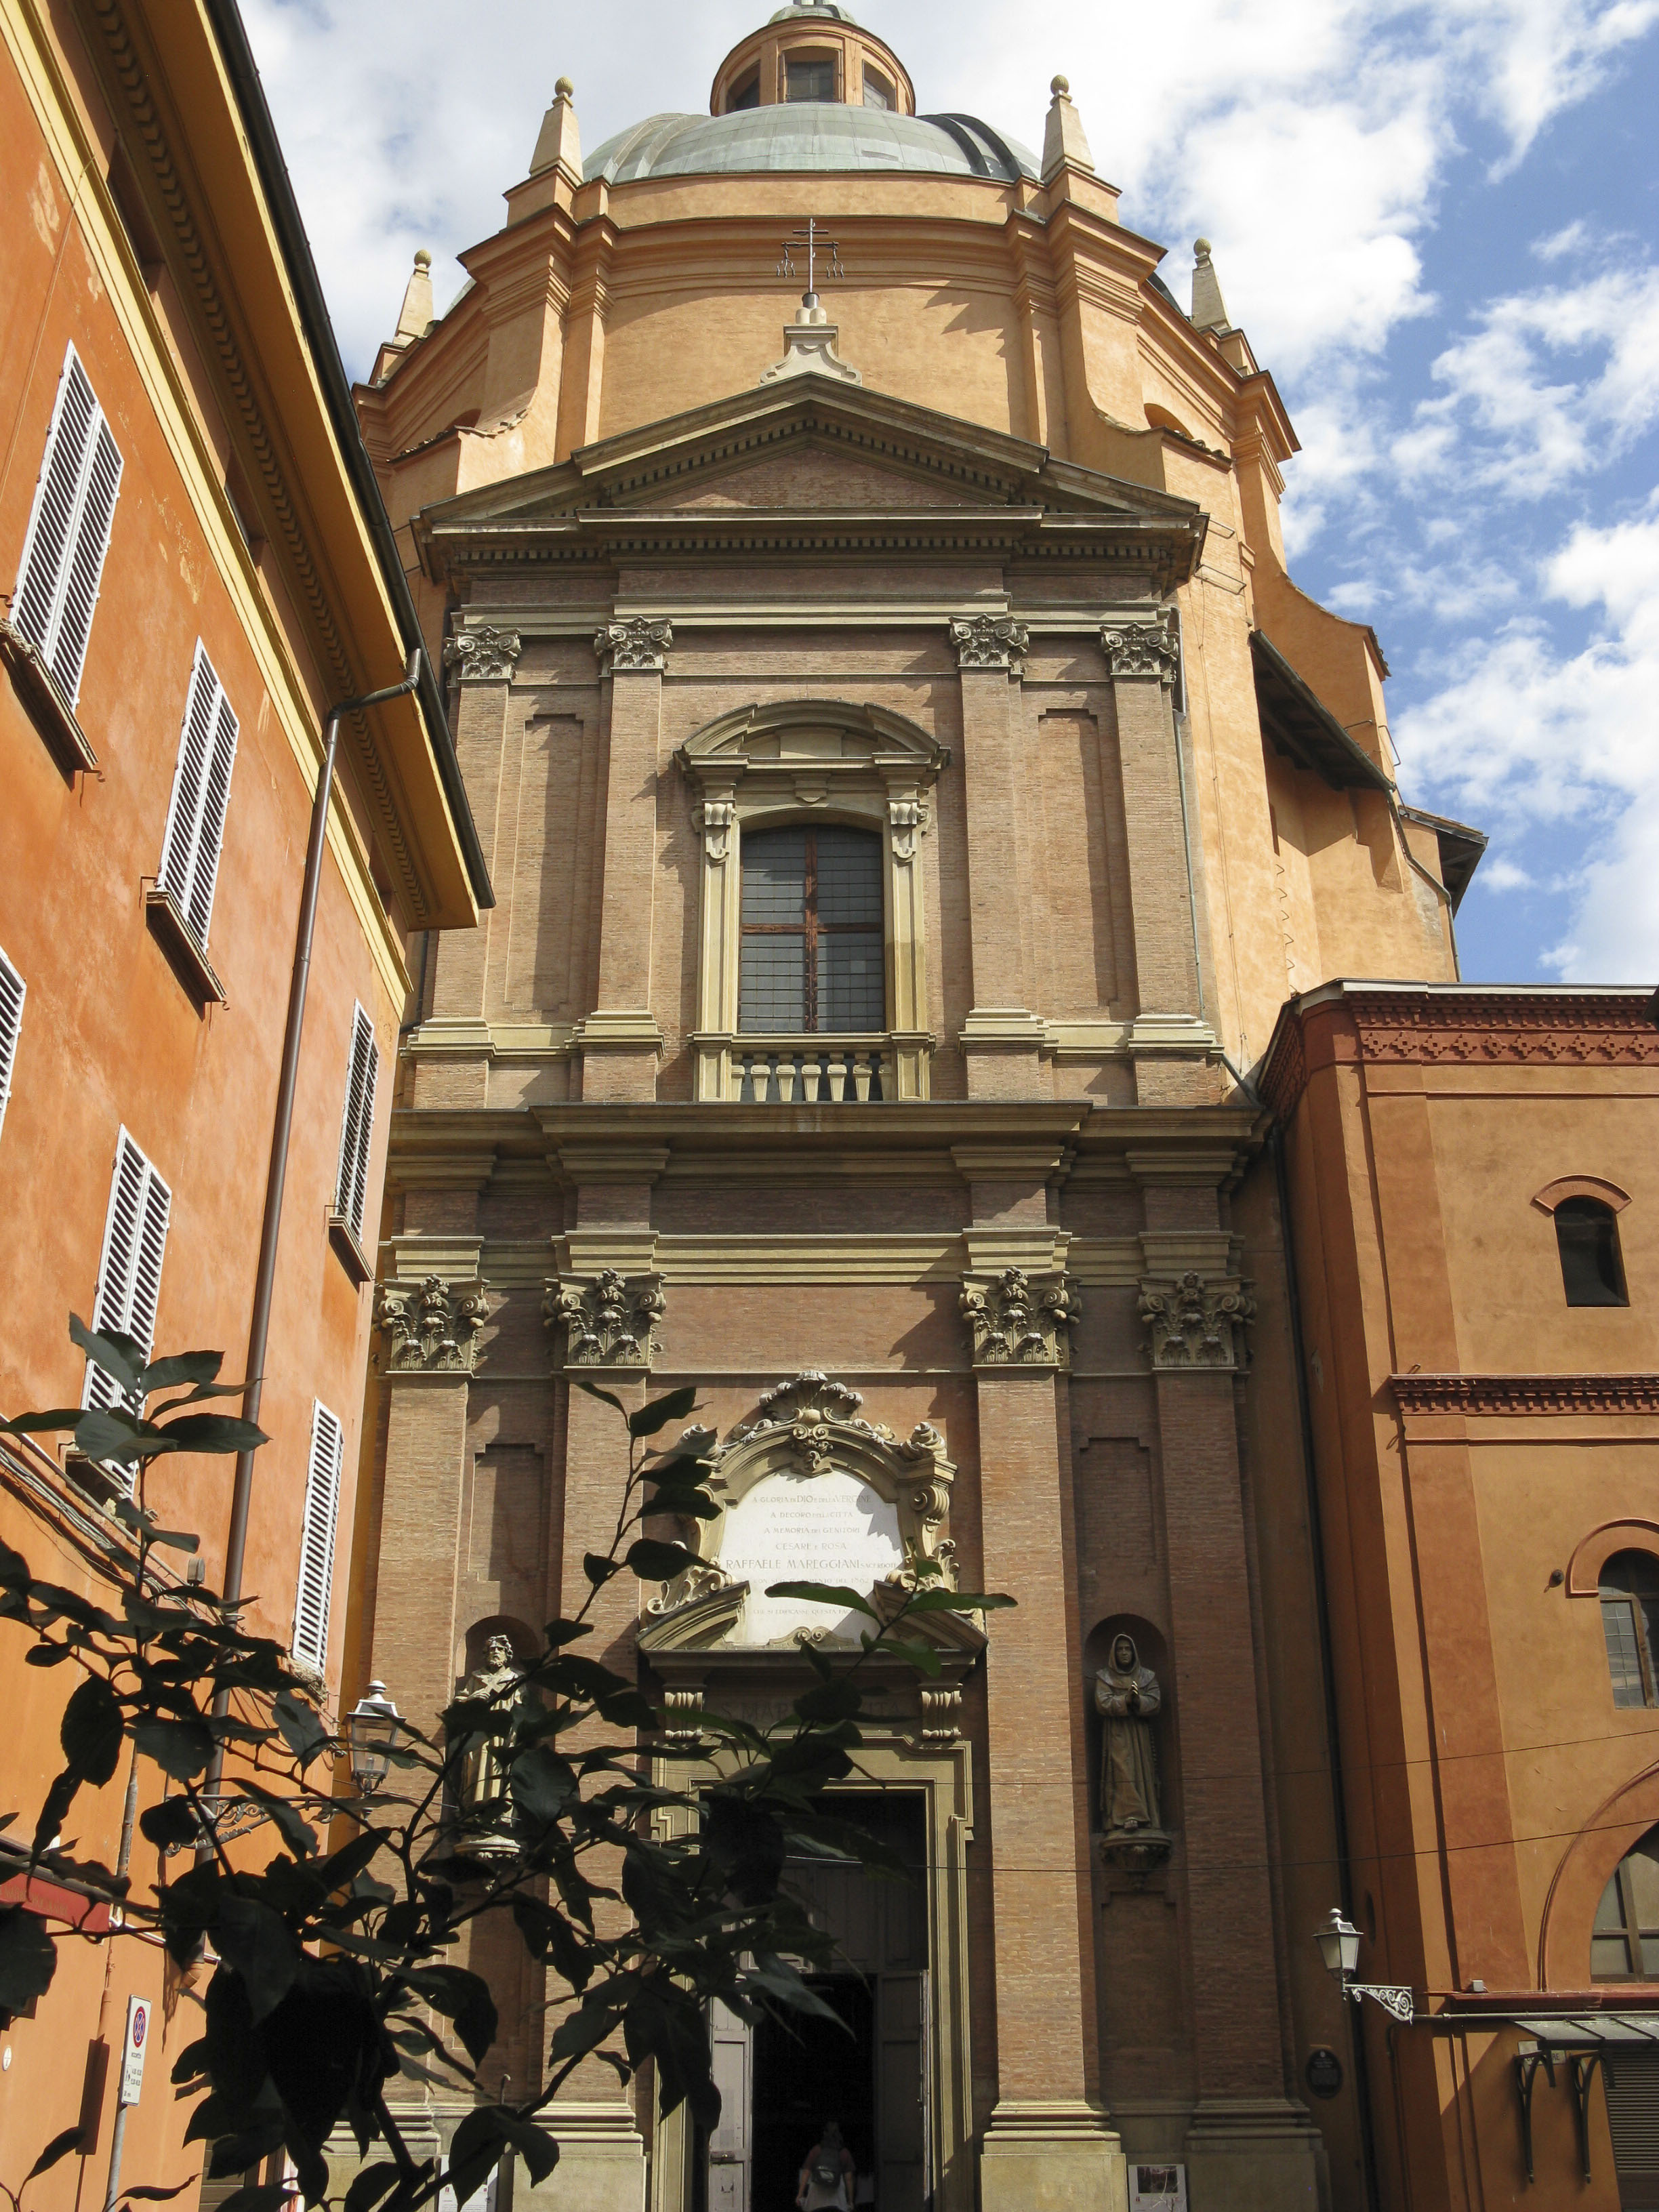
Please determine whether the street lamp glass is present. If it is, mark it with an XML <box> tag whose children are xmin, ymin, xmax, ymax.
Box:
<box><xmin>346</xmin><ymin>1680</ymin><xmax>403</xmax><ymax>1794</ymax></box>
<box><xmin>1315</xmin><ymin>1908</ymin><xmax>1361</xmax><ymax>1980</ymax></box>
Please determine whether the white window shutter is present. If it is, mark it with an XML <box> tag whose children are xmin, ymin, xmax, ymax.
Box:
<box><xmin>83</xmin><ymin>1131</ymin><xmax>172</xmax><ymax>1448</ymax></box>
<box><xmin>293</xmin><ymin>1403</ymin><xmax>344</xmax><ymax>1671</ymax></box>
<box><xmin>334</xmin><ymin>1005</ymin><xmax>380</xmax><ymax>1237</ymax></box>
<box><xmin>158</xmin><ymin>644</ymin><xmax>239</xmax><ymax>947</ymax></box>
<box><xmin>13</xmin><ymin>346</ymin><xmax>123</xmax><ymax>707</ymax></box>
<box><xmin>0</xmin><ymin>945</ymin><xmax>24</xmax><ymax>1145</ymax></box>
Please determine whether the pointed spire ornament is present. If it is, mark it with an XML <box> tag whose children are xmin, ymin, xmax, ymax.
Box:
<box><xmin>1191</xmin><ymin>238</ymin><xmax>1230</xmax><ymax>332</ymax></box>
<box><xmin>392</xmin><ymin>249</ymin><xmax>433</xmax><ymax>347</ymax></box>
<box><xmin>529</xmin><ymin>76</ymin><xmax>583</xmax><ymax>179</ymax></box>
<box><xmin>1041</xmin><ymin>75</ymin><xmax>1094</xmax><ymax>182</ymax></box>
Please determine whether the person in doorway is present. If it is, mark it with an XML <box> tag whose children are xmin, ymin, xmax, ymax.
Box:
<box><xmin>797</xmin><ymin>2120</ymin><xmax>857</xmax><ymax>2212</ymax></box>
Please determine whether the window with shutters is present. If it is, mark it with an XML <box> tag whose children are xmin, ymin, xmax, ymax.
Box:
<box><xmin>739</xmin><ymin>827</ymin><xmax>884</xmax><ymax>1033</ymax></box>
<box><xmin>156</xmin><ymin>643</ymin><xmax>239</xmax><ymax>954</ymax></box>
<box><xmin>329</xmin><ymin>1005</ymin><xmax>379</xmax><ymax>1283</ymax></box>
<box><xmin>0</xmin><ymin>945</ymin><xmax>23</xmax><ymax>1146</ymax></box>
<box><xmin>11</xmin><ymin>345</ymin><xmax>123</xmax><ymax>709</ymax></box>
<box><xmin>292</xmin><ymin>1402</ymin><xmax>344</xmax><ymax>1673</ymax></box>
<box><xmin>83</xmin><ymin>1131</ymin><xmax>171</xmax><ymax>1442</ymax></box>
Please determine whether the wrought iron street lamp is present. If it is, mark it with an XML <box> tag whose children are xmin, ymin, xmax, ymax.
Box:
<box><xmin>346</xmin><ymin>1680</ymin><xmax>403</xmax><ymax>1795</ymax></box>
<box><xmin>1314</xmin><ymin>1907</ymin><xmax>1414</xmax><ymax>2024</ymax></box>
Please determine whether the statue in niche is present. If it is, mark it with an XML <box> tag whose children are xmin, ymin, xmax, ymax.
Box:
<box><xmin>1094</xmin><ymin>1633</ymin><xmax>1164</xmax><ymax>1839</ymax></box>
<box><xmin>457</xmin><ymin>1632</ymin><xmax>524</xmax><ymax>1816</ymax></box>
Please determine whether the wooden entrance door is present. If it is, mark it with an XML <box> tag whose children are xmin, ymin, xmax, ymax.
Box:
<box><xmin>708</xmin><ymin>1999</ymin><xmax>752</xmax><ymax>2212</ymax></box>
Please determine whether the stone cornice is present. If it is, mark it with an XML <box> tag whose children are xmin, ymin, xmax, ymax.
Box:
<box><xmin>1391</xmin><ymin>1374</ymin><xmax>1659</xmax><ymax>1418</ymax></box>
<box><xmin>1258</xmin><ymin>985</ymin><xmax>1659</xmax><ymax>1118</ymax></box>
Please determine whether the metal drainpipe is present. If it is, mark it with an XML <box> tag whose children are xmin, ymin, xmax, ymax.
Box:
<box><xmin>222</xmin><ymin>649</ymin><xmax>422</xmax><ymax>1608</ymax></box>
<box><xmin>98</xmin><ymin>1747</ymin><xmax>142</xmax><ymax>2212</ymax></box>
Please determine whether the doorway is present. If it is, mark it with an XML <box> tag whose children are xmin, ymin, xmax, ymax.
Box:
<box><xmin>705</xmin><ymin>1795</ymin><xmax>930</xmax><ymax>2212</ymax></box>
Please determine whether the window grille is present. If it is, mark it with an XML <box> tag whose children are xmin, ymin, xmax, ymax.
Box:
<box><xmin>334</xmin><ymin>1004</ymin><xmax>380</xmax><ymax>1238</ymax></box>
<box><xmin>293</xmin><ymin>1401</ymin><xmax>344</xmax><ymax>1672</ymax></box>
<box><xmin>83</xmin><ymin>1131</ymin><xmax>171</xmax><ymax>1441</ymax></box>
<box><xmin>739</xmin><ymin>825</ymin><xmax>883</xmax><ymax>1033</ymax></box>
<box><xmin>13</xmin><ymin>345</ymin><xmax>123</xmax><ymax>708</ymax></box>
<box><xmin>0</xmin><ymin>945</ymin><xmax>23</xmax><ymax>1145</ymax></box>
<box><xmin>157</xmin><ymin>643</ymin><xmax>239</xmax><ymax>949</ymax></box>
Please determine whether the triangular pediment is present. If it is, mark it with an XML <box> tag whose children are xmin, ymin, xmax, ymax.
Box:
<box><xmin>417</xmin><ymin>372</ymin><xmax>1202</xmax><ymax>533</ymax></box>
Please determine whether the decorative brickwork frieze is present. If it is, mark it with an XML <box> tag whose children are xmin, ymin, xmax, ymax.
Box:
<box><xmin>1139</xmin><ymin>1270</ymin><xmax>1254</xmax><ymax>1370</ymax></box>
<box><xmin>442</xmin><ymin>626</ymin><xmax>521</xmax><ymax>682</ymax></box>
<box><xmin>1391</xmin><ymin>1372</ymin><xmax>1659</xmax><ymax>1417</ymax></box>
<box><xmin>545</xmin><ymin>1269</ymin><xmax>665</xmax><ymax>1367</ymax></box>
<box><xmin>594</xmin><ymin>617</ymin><xmax>674</xmax><ymax>674</ymax></box>
<box><xmin>960</xmin><ymin>1267</ymin><xmax>1081</xmax><ymax>1368</ymax></box>
<box><xmin>949</xmin><ymin>614</ymin><xmax>1029</xmax><ymax>674</ymax></box>
<box><xmin>373</xmin><ymin>1275</ymin><xmax>491</xmax><ymax>1374</ymax></box>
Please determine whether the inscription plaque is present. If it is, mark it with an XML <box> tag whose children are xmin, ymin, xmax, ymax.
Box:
<box><xmin>718</xmin><ymin>1465</ymin><xmax>903</xmax><ymax>1645</ymax></box>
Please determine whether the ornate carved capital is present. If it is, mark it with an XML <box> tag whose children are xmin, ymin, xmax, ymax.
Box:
<box><xmin>949</xmin><ymin>614</ymin><xmax>1029</xmax><ymax>674</ymax></box>
<box><xmin>545</xmin><ymin>1269</ymin><xmax>665</xmax><ymax>1367</ymax></box>
<box><xmin>374</xmin><ymin>1275</ymin><xmax>491</xmax><ymax>1374</ymax></box>
<box><xmin>595</xmin><ymin>617</ymin><xmax>673</xmax><ymax>674</ymax></box>
<box><xmin>960</xmin><ymin>1267</ymin><xmax>1082</xmax><ymax>1368</ymax></box>
<box><xmin>695</xmin><ymin>798</ymin><xmax>735</xmax><ymax>863</ymax></box>
<box><xmin>1139</xmin><ymin>1270</ymin><xmax>1254</xmax><ymax>1370</ymax></box>
<box><xmin>443</xmin><ymin>626</ymin><xmax>521</xmax><ymax>684</ymax></box>
<box><xmin>888</xmin><ymin>797</ymin><xmax>925</xmax><ymax>863</ymax></box>
<box><xmin>1101</xmin><ymin>615</ymin><xmax>1179</xmax><ymax>684</ymax></box>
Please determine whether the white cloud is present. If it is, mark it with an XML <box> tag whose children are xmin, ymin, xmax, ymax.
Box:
<box><xmin>1396</xmin><ymin>495</ymin><xmax>1659</xmax><ymax>979</ymax></box>
<box><xmin>1474</xmin><ymin>856</ymin><xmax>1535</xmax><ymax>890</ymax></box>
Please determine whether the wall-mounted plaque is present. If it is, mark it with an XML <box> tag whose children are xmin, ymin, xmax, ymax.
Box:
<box><xmin>1305</xmin><ymin>2047</ymin><xmax>1344</xmax><ymax>2100</ymax></box>
<box><xmin>718</xmin><ymin>1465</ymin><xmax>903</xmax><ymax>1645</ymax></box>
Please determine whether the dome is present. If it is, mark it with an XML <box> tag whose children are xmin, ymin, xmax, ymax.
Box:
<box><xmin>585</xmin><ymin>104</ymin><xmax>1039</xmax><ymax>185</ymax></box>
<box><xmin>769</xmin><ymin>2</ymin><xmax>859</xmax><ymax>18</ymax></box>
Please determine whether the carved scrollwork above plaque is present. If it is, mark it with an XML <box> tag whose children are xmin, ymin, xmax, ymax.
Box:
<box><xmin>695</xmin><ymin>798</ymin><xmax>735</xmax><ymax>863</ymax></box>
<box><xmin>595</xmin><ymin>617</ymin><xmax>674</xmax><ymax>674</ymax></box>
<box><xmin>544</xmin><ymin>1269</ymin><xmax>666</xmax><ymax>1368</ymax></box>
<box><xmin>374</xmin><ymin>1275</ymin><xmax>491</xmax><ymax>1374</ymax></box>
<box><xmin>1139</xmin><ymin>1270</ymin><xmax>1255</xmax><ymax>1370</ymax></box>
<box><xmin>888</xmin><ymin>797</ymin><xmax>925</xmax><ymax>862</ymax></box>
<box><xmin>443</xmin><ymin>626</ymin><xmax>522</xmax><ymax>684</ymax></box>
<box><xmin>1101</xmin><ymin>614</ymin><xmax>1179</xmax><ymax>684</ymax></box>
<box><xmin>960</xmin><ymin>1267</ymin><xmax>1082</xmax><ymax>1369</ymax></box>
<box><xmin>949</xmin><ymin>613</ymin><xmax>1029</xmax><ymax>674</ymax></box>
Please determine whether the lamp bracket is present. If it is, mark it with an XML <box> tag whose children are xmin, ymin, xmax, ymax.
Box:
<box><xmin>1347</xmin><ymin>1981</ymin><xmax>1416</xmax><ymax>2024</ymax></box>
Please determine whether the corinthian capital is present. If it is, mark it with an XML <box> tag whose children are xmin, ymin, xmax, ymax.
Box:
<box><xmin>960</xmin><ymin>1266</ymin><xmax>1081</xmax><ymax>1368</ymax></box>
<box><xmin>1100</xmin><ymin>614</ymin><xmax>1179</xmax><ymax>684</ymax></box>
<box><xmin>443</xmin><ymin>626</ymin><xmax>522</xmax><ymax>683</ymax></box>
<box><xmin>595</xmin><ymin>617</ymin><xmax>674</xmax><ymax>674</ymax></box>
<box><xmin>545</xmin><ymin>1269</ymin><xmax>666</xmax><ymax>1367</ymax></box>
<box><xmin>374</xmin><ymin>1275</ymin><xmax>491</xmax><ymax>1374</ymax></box>
<box><xmin>1139</xmin><ymin>1270</ymin><xmax>1254</xmax><ymax>1370</ymax></box>
<box><xmin>949</xmin><ymin>614</ymin><xmax>1029</xmax><ymax>674</ymax></box>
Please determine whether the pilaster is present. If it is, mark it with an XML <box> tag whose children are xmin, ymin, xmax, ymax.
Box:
<box><xmin>582</xmin><ymin>621</ymin><xmax>672</xmax><ymax>1101</ymax></box>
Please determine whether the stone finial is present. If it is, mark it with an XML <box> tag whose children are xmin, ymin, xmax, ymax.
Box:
<box><xmin>1191</xmin><ymin>238</ymin><xmax>1230</xmax><ymax>333</ymax></box>
<box><xmin>530</xmin><ymin>77</ymin><xmax>582</xmax><ymax>178</ymax></box>
<box><xmin>1041</xmin><ymin>73</ymin><xmax>1094</xmax><ymax>182</ymax></box>
<box><xmin>392</xmin><ymin>249</ymin><xmax>434</xmax><ymax>347</ymax></box>
<box><xmin>760</xmin><ymin>303</ymin><xmax>861</xmax><ymax>388</ymax></box>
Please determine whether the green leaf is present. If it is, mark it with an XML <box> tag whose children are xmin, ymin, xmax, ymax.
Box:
<box><xmin>73</xmin><ymin>1408</ymin><xmax>153</xmax><ymax>1467</ymax></box>
<box><xmin>0</xmin><ymin>1409</ymin><xmax>90</xmax><ymax>1435</ymax></box>
<box><xmin>140</xmin><ymin>1797</ymin><xmax>201</xmax><ymax>1852</ymax></box>
<box><xmin>146</xmin><ymin>1529</ymin><xmax>201</xmax><ymax>1554</ymax></box>
<box><xmin>627</xmin><ymin>1386</ymin><xmax>700</xmax><ymax>1438</ymax></box>
<box><xmin>213</xmin><ymin>1896</ymin><xmax>300</xmax><ymax>2023</ymax></box>
<box><xmin>24</xmin><ymin>2127</ymin><xmax>85</xmax><ymax>2182</ymax></box>
<box><xmin>137</xmin><ymin>1351</ymin><xmax>224</xmax><ymax>1392</ymax></box>
<box><xmin>25</xmin><ymin>1643</ymin><xmax>75</xmax><ymax>1667</ymax></box>
<box><xmin>272</xmin><ymin>1690</ymin><xmax>329</xmax><ymax>1769</ymax></box>
<box><xmin>763</xmin><ymin>1581</ymin><xmax>877</xmax><ymax>1618</ymax></box>
<box><xmin>114</xmin><ymin>2185</ymin><xmax>196</xmax><ymax>2205</ymax></box>
<box><xmin>153</xmin><ymin>1414</ymin><xmax>269</xmax><ymax>1456</ymax></box>
<box><xmin>878</xmin><ymin>1637</ymin><xmax>943</xmax><ymax>1678</ymax></box>
<box><xmin>70</xmin><ymin>1312</ymin><xmax>145</xmax><ymax>1390</ymax></box>
<box><xmin>583</xmin><ymin>1552</ymin><xmax>619</xmax><ymax>1586</ymax></box>
<box><xmin>134</xmin><ymin>1718</ymin><xmax>214</xmax><ymax>1780</ymax></box>
<box><xmin>403</xmin><ymin>1964</ymin><xmax>497</xmax><ymax>2065</ymax></box>
<box><xmin>342</xmin><ymin>2164</ymin><xmax>402</xmax><ymax>2212</ymax></box>
<box><xmin>625</xmin><ymin>1539</ymin><xmax>699</xmax><ymax>1582</ymax></box>
<box><xmin>644</xmin><ymin>1486</ymin><xmax>722</xmax><ymax>1521</ymax></box>
<box><xmin>61</xmin><ymin>1676</ymin><xmax>125</xmax><ymax>1786</ymax></box>
<box><xmin>550</xmin><ymin>2005</ymin><xmax>620</xmax><ymax>2062</ymax></box>
<box><xmin>571</xmin><ymin>1376</ymin><xmax>626</xmax><ymax>1416</ymax></box>
<box><xmin>318</xmin><ymin>1828</ymin><xmax>386</xmax><ymax>1892</ymax></box>
<box><xmin>239</xmin><ymin>1782</ymin><xmax>316</xmax><ymax>1860</ymax></box>
<box><xmin>899</xmin><ymin>1588</ymin><xmax>1017</xmax><ymax>1612</ymax></box>
<box><xmin>0</xmin><ymin>1906</ymin><xmax>57</xmax><ymax>2011</ymax></box>
<box><xmin>510</xmin><ymin>1746</ymin><xmax>577</xmax><ymax>1826</ymax></box>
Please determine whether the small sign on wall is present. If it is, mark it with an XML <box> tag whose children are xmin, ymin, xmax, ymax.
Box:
<box><xmin>1130</xmin><ymin>2165</ymin><xmax>1187</xmax><ymax>2212</ymax></box>
<box><xmin>119</xmin><ymin>1995</ymin><xmax>152</xmax><ymax>2107</ymax></box>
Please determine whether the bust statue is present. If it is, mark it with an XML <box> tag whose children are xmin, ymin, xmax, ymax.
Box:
<box><xmin>457</xmin><ymin>1632</ymin><xmax>523</xmax><ymax>1811</ymax></box>
<box><xmin>1094</xmin><ymin>1632</ymin><xmax>1163</xmax><ymax>1837</ymax></box>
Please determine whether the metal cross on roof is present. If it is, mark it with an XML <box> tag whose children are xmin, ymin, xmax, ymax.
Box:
<box><xmin>777</xmin><ymin>216</ymin><xmax>846</xmax><ymax>301</ymax></box>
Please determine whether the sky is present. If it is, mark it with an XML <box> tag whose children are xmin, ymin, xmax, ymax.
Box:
<box><xmin>241</xmin><ymin>0</ymin><xmax>1659</xmax><ymax>986</ymax></box>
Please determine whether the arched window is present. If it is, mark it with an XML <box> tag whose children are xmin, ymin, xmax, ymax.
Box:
<box><xmin>1602</xmin><ymin>1552</ymin><xmax>1659</xmax><ymax>1707</ymax></box>
<box><xmin>1557</xmin><ymin>1195</ymin><xmax>1629</xmax><ymax>1307</ymax></box>
<box><xmin>1593</xmin><ymin>1828</ymin><xmax>1659</xmax><ymax>1980</ymax></box>
<box><xmin>739</xmin><ymin>825</ymin><xmax>883</xmax><ymax>1034</ymax></box>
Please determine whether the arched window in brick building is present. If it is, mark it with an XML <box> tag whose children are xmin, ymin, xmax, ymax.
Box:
<box><xmin>1557</xmin><ymin>1195</ymin><xmax>1629</xmax><ymax>1307</ymax></box>
<box><xmin>739</xmin><ymin>825</ymin><xmax>884</xmax><ymax>1034</ymax></box>
<box><xmin>1601</xmin><ymin>1552</ymin><xmax>1659</xmax><ymax>1707</ymax></box>
<box><xmin>1593</xmin><ymin>1829</ymin><xmax>1659</xmax><ymax>1981</ymax></box>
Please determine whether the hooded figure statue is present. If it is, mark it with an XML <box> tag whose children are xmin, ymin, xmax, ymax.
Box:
<box><xmin>1094</xmin><ymin>1631</ymin><xmax>1162</xmax><ymax>1835</ymax></box>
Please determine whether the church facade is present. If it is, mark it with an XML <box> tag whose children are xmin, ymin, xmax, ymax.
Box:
<box><xmin>345</xmin><ymin>9</ymin><xmax>1659</xmax><ymax>2211</ymax></box>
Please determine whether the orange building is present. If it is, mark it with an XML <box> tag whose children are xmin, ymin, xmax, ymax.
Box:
<box><xmin>0</xmin><ymin>0</ymin><xmax>486</xmax><ymax>2202</ymax></box>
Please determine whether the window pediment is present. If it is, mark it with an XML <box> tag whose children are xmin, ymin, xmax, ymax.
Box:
<box><xmin>676</xmin><ymin>698</ymin><xmax>948</xmax><ymax>798</ymax></box>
